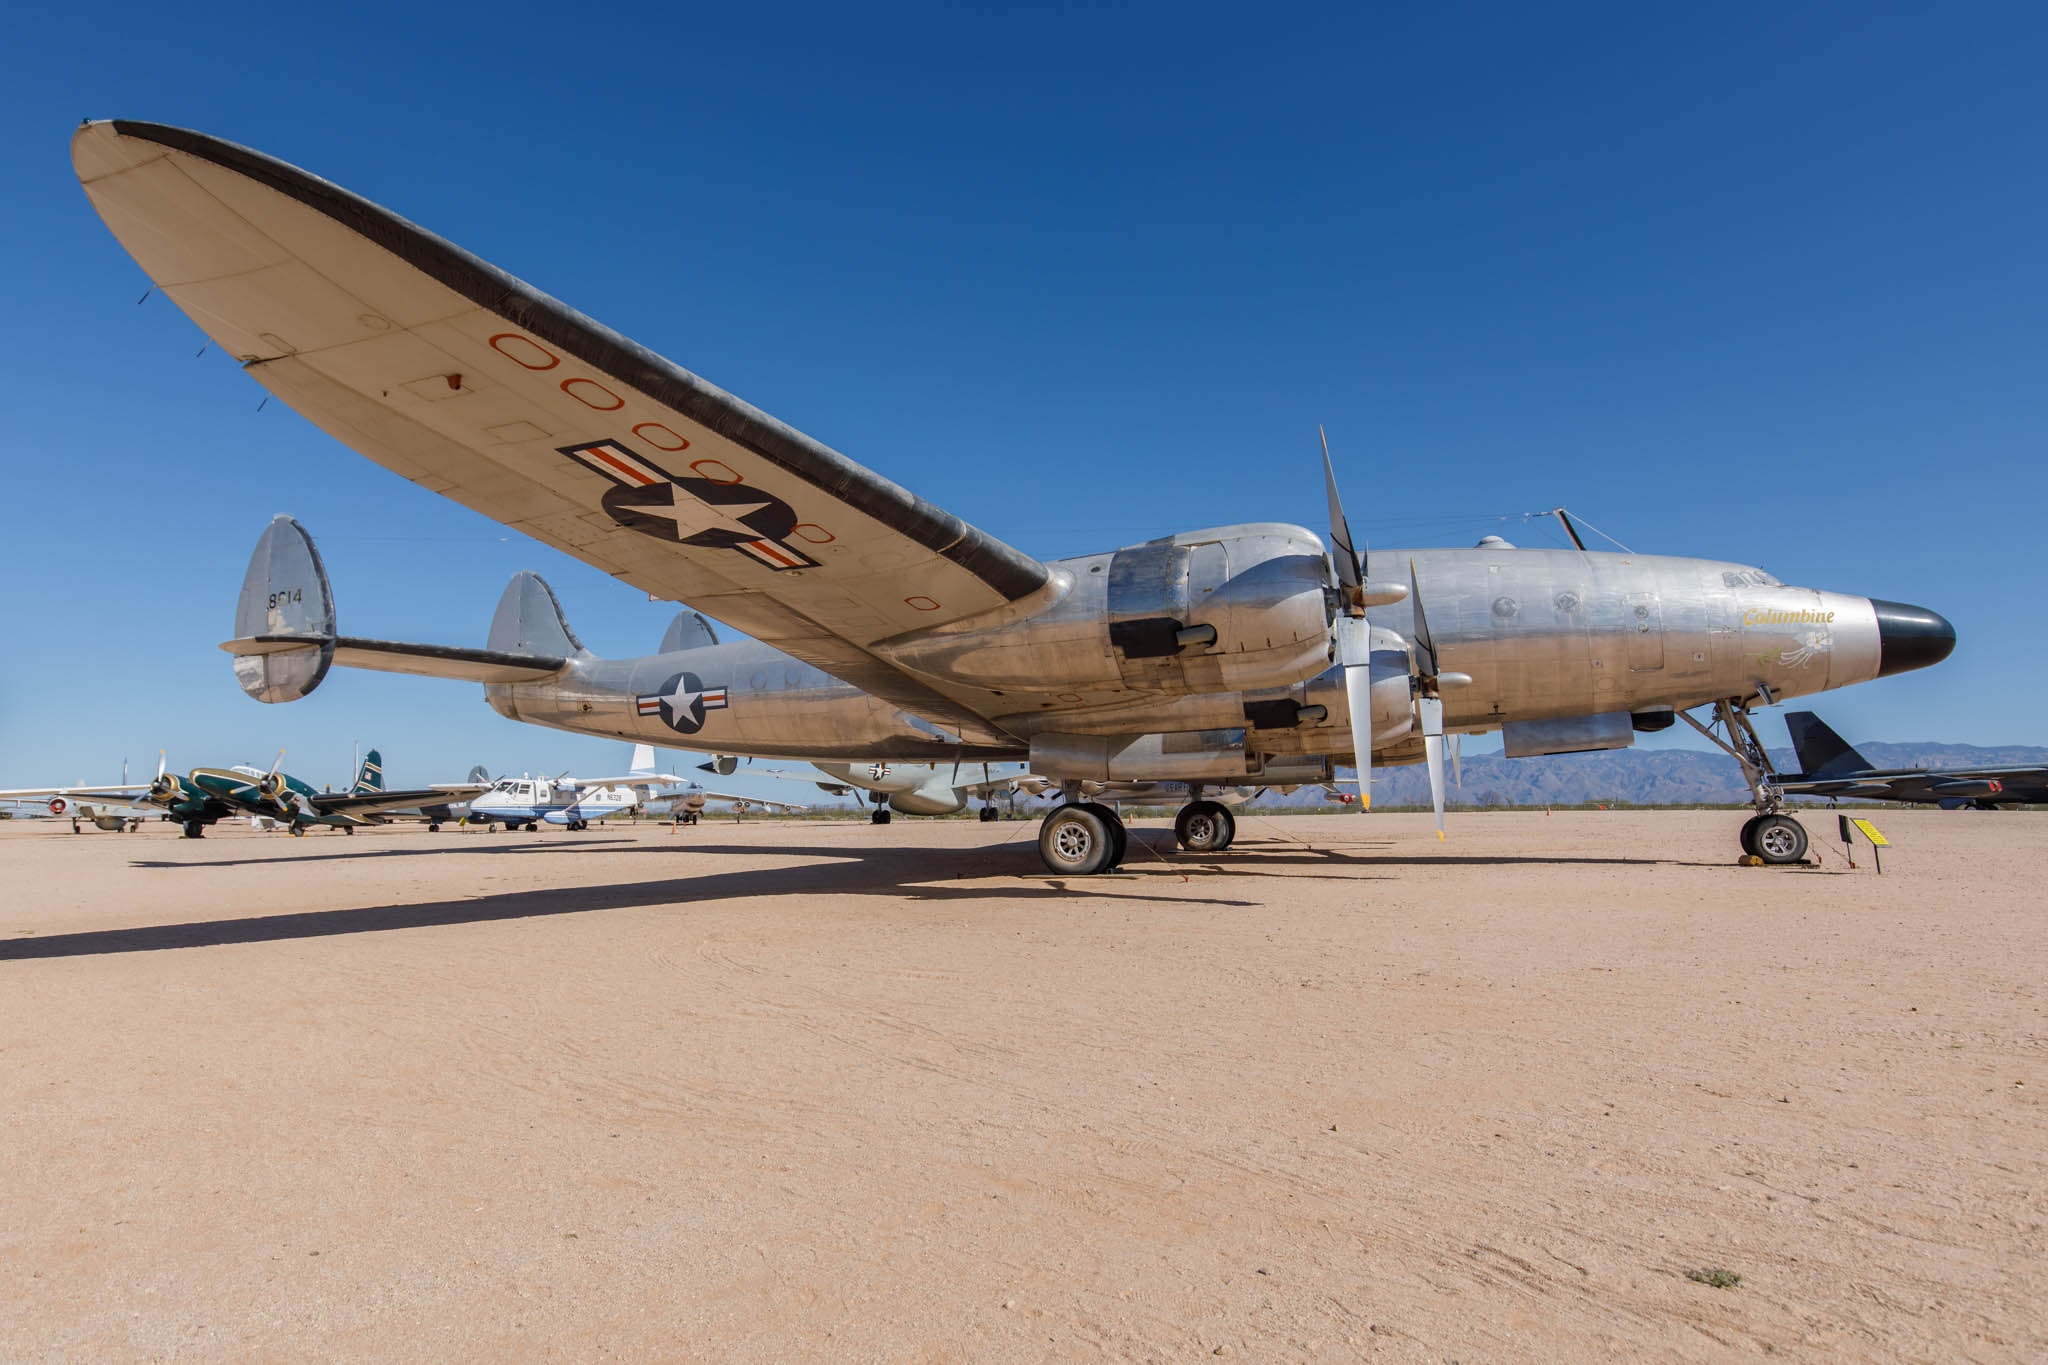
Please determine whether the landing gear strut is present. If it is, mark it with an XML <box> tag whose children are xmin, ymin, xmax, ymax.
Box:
<box><xmin>1683</xmin><ymin>697</ymin><xmax>1809</xmax><ymax>865</ymax></box>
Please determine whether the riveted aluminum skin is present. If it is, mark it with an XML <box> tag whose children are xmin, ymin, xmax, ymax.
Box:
<box><xmin>871</xmin><ymin>524</ymin><xmax>1332</xmax><ymax>699</ymax></box>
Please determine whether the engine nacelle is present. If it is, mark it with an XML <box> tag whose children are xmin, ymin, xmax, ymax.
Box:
<box><xmin>1030</xmin><ymin>729</ymin><xmax>1256</xmax><ymax>783</ymax></box>
<box><xmin>878</xmin><ymin>524</ymin><xmax>1334</xmax><ymax>698</ymax></box>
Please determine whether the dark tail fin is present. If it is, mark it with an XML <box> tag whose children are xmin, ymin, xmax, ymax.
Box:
<box><xmin>468</xmin><ymin>765</ymin><xmax>490</xmax><ymax>785</ymax></box>
<box><xmin>1784</xmin><ymin>712</ymin><xmax>1872</xmax><ymax>777</ymax></box>
<box><xmin>353</xmin><ymin>748</ymin><xmax>384</xmax><ymax>794</ymax></box>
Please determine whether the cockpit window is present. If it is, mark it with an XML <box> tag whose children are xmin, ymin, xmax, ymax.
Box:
<box><xmin>1721</xmin><ymin>569</ymin><xmax>1781</xmax><ymax>588</ymax></box>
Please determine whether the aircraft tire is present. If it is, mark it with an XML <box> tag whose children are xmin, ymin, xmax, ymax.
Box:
<box><xmin>1039</xmin><ymin>804</ymin><xmax>1118</xmax><ymax>875</ymax></box>
<box><xmin>182</xmin><ymin>821</ymin><xmax>204</xmax><ymax>839</ymax></box>
<box><xmin>1737</xmin><ymin>814</ymin><xmax>1764</xmax><ymax>856</ymax></box>
<box><xmin>291</xmin><ymin>826</ymin><xmax>306</xmax><ymax>837</ymax></box>
<box><xmin>1751</xmin><ymin>814</ymin><xmax>1809</xmax><ymax>865</ymax></box>
<box><xmin>527</xmin><ymin>823</ymin><xmax>540</xmax><ymax>833</ymax></box>
<box><xmin>979</xmin><ymin>806</ymin><xmax>998</xmax><ymax>823</ymax></box>
<box><xmin>1074</xmin><ymin>802</ymin><xmax>1127</xmax><ymax>868</ymax></box>
<box><xmin>870</xmin><ymin>808</ymin><xmax>892</xmax><ymax>825</ymax></box>
<box><xmin>427</xmin><ymin>822</ymin><xmax>441</xmax><ymax>833</ymax></box>
<box><xmin>1175</xmin><ymin>800</ymin><xmax>1234</xmax><ymax>853</ymax></box>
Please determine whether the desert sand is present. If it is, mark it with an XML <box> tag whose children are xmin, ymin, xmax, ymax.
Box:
<box><xmin>0</xmin><ymin>809</ymin><xmax>2041</xmax><ymax>1362</ymax></box>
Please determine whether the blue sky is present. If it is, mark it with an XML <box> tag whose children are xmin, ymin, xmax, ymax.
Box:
<box><xmin>2</xmin><ymin>2</ymin><xmax>2043</xmax><ymax>793</ymax></box>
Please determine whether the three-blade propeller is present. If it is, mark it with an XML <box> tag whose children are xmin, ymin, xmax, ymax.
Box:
<box><xmin>1321</xmin><ymin>428</ymin><xmax>1378</xmax><ymax>813</ymax></box>
<box><xmin>1322</xmin><ymin>434</ymin><xmax>1457</xmax><ymax>838</ymax></box>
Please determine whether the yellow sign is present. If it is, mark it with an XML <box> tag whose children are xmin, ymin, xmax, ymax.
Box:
<box><xmin>1850</xmin><ymin>818</ymin><xmax>1889</xmax><ymax>847</ymax></box>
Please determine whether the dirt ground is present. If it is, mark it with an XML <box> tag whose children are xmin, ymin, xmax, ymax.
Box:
<box><xmin>0</xmin><ymin>809</ymin><xmax>2040</xmax><ymax>1362</ymax></box>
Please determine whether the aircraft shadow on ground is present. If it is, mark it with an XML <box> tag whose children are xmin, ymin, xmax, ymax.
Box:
<box><xmin>8</xmin><ymin>839</ymin><xmax>1265</xmax><ymax>961</ymax></box>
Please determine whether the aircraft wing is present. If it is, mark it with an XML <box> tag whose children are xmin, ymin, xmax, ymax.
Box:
<box><xmin>310</xmin><ymin>786</ymin><xmax>484</xmax><ymax>817</ymax></box>
<box><xmin>74</xmin><ymin>121</ymin><xmax>1049</xmax><ymax>745</ymax></box>
<box><xmin>688</xmin><ymin>788</ymin><xmax>808</xmax><ymax>813</ymax></box>
<box><xmin>0</xmin><ymin>784</ymin><xmax>154</xmax><ymax>803</ymax></box>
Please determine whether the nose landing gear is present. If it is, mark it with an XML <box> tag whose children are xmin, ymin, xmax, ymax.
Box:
<box><xmin>1684</xmin><ymin>698</ymin><xmax>1811</xmax><ymax>865</ymax></box>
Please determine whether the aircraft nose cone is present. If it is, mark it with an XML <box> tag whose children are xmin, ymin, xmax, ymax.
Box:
<box><xmin>1871</xmin><ymin>599</ymin><xmax>1955</xmax><ymax>677</ymax></box>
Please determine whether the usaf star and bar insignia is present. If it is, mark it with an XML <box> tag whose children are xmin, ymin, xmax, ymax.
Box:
<box><xmin>636</xmin><ymin>671</ymin><xmax>729</xmax><ymax>735</ymax></box>
<box><xmin>561</xmin><ymin>439</ymin><xmax>823</xmax><ymax>572</ymax></box>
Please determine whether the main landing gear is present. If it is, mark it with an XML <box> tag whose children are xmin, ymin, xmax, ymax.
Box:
<box><xmin>1682</xmin><ymin>696</ymin><xmax>1810</xmax><ymax>865</ymax></box>
<box><xmin>181</xmin><ymin>820</ymin><xmax>205</xmax><ymax>839</ymax></box>
<box><xmin>978</xmin><ymin>805</ymin><xmax>1000</xmax><ymax>823</ymax></box>
<box><xmin>1038</xmin><ymin>802</ymin><xmax>1127</xmax><ymax>874</ymax></box>
<box><xmin>1034</xmin><ymin>791</ymin><xmax>1243</xmax><ymax>875</ymax></box>
<box><xmin>870</xmin><ymin>807</ymin><xmax>892</xmax><ymax>825</ymax></box>
<box><xmin>1173</xmin><ymin>799</ymin><xmax>1236</xmax><ymax>854</ymax></box>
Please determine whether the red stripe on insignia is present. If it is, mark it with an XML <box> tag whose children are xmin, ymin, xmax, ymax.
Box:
<box><xmin>743</xmin><ymin>539</ymin><xmax>803</xmax><ymax>568</ymax></box>
<box><xmin>594</xmin><ymin>448</ymin><xmax>657</xmax><ymax>485</ymax></box>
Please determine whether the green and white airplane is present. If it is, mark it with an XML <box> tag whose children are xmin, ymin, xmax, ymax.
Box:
<box><xmin>0</xmin><ymin>750</ymin><xmax>486</xmax><ymax>838</ymax></box>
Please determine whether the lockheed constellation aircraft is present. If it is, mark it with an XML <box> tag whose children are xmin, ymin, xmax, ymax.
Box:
<box><xmin>72</xmin><ymin>121</ymin><xmax>1955</xmax><ymax>873</ymax></box>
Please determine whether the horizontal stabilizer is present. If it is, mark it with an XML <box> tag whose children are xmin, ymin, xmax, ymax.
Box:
<box><xmin>220</xmin><ymin>635</ymin><xmax>565</xmax><ymax>683</ymax></box>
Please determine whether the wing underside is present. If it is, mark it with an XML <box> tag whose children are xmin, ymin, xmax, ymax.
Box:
<box><xmin>75</xmin><ymin>120</ymin><xmax>1047</xmax><ymax>745</ymax></box>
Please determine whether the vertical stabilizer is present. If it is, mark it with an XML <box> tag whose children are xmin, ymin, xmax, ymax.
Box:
<box><xmin>353</xmin><ymin>748</ymin><xmax>385</xmax><ymax>794</ymax></box>
<box><xmin>1784</xmin><ymin>711</ymin><xmax>1874</xmax><ymax>777</ymax></box>
<box><xmin>629</xmin><ymin>744</ymin><xmax>656</xmax><ymax>775</ymax></box>
<box><xmin>486</xmin><ymin>572</ymin><xmax>587</xmax><ymax>659</ymax></box>
<box><xmin>659</xmin><ymin>610</ymin><xmax>719</xmax><ymax>653</ymax></box>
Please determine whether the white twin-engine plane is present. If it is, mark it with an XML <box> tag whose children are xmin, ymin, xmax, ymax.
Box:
<box><xmin>72</xmin><ymin>121</ymin><xmax>1956</xmax><ymax>874</ymax></box>
<box><xmin>467</xmin><ymin>744</ymin><xmax>802</xmax><ymax>831</ymax></box>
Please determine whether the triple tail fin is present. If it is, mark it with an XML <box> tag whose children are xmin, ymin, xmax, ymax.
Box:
<box><xmin>488</xmin><ymin>573</ymin><xmax>587</xmax><ymax>659</ymax></box>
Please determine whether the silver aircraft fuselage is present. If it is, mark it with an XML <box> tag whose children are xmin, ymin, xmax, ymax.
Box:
<box><xmin>483</xmin><ymin>533</ymin><xmax>1902</xmax><ymax>769</ymax></box>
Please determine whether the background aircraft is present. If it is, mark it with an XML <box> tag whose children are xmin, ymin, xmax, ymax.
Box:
<box><xmin>75</xmin><ymin>120</ymin><xmax>1956</xmax><ymax>873</ymax></box>
<box><xmin>749</xmin><ymin>760</ymin><xmax>1042</xmax><ymax>824</ymax></box>
<box><xmin>0</xmin><ymin>758</ymin><xmax>156</xmax><ymax>832</ymax></box>
<box><xmin>472</xmin><ymin>744</ymin><xmax>798</xmax><ymax>830</ymax></box>
<box><xmin>1778</xmin><ymin>712</ymin><xmax>2048</xmax><ymax>810</ymax></box>
<box><xmin>321</xmin><ymin>751</ymin><xmax>494</xmax><ymax>832</ymax></box>
<box><xmin>0</xmin><ymin>749</ymin><xmax>476</xmax><ymax>837</ymax></box>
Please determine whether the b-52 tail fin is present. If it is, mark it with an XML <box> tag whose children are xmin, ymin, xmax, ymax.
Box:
<box><xmin>1784</xmin><ymin>711</ymin><xmax>1875</xmax><ymax>778</ymax></box>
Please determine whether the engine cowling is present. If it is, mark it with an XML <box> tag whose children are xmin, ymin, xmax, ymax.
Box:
<box><xmin>878</xmin><ymin>524</ymin><xmax>1335</xmax><ymax>698</ymax></box>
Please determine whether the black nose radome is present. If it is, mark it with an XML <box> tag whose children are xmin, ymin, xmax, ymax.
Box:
<box><xmin>1871</xmin><ymin>599</ymin><xmax>1955</xmax><ymax>677</ymax></box>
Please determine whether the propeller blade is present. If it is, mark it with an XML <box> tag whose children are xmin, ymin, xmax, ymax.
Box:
<box><xmin>1407</xmin><ymin>560</ymin><xmax>1438</xmax><ymax>678</ymax></box>
<box><xmin>1334</xmin><ymin>614</ymin><xmax>1374</xmax><ymax>811</ymax></box>
<box><xmin>268</xmin><ymin>748</ymin><xmax>286</xmax><ymax>777</ymax></box>
<box><xmin>1450</xmin><ymin>733</ymin><xmax>1464</xmax><ymax>791</ymax></box>
<box><xmin>155</xmin><ymin>750</ymin><xmax>167</xmax><ymax>780</ymax></box>
<box><xmin>1418</xmin><ymin>694</ymin><xmax>1447</xmax><ymax>840</ymax></box>
<box><xmin>1321</xmin><ymin>427</ymin><xmax>1364</xmax><ymax>590</ymax></box>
